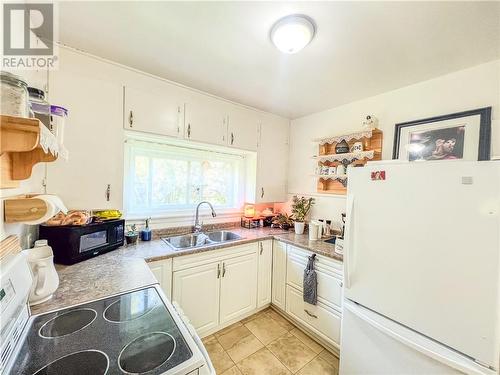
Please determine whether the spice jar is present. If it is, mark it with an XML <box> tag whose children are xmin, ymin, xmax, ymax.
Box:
<box><xmin>0</xmin><ymin>71</ymin><xmax>29</xmax><ymax>117</ymax></box>
<box><xmin>28</xmin><ymin>87</ymin><xmax>51</xmax><ymax>129</ymax></box>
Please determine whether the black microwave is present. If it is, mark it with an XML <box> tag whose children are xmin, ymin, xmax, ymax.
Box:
<box><xmin>39</xmin><ymin>219</ymin><xmax>125</xmax><ymax>265</ymax></box>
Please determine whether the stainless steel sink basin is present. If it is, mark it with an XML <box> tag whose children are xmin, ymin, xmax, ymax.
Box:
<box><xmin>207</xmin><ymin>230</ymin><xmax>242</xmax><ymax>242</ymax></box>
<box><xmin>162</xmin><ymin>230</ymin><xmax>242</xmax><ymax>250</ymax></box>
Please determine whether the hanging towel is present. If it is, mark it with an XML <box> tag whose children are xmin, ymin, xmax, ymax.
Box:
<box><xmin>303</xmin><ymin>254</ymin><xmax>318</xmax><ymax>305</ymax></box>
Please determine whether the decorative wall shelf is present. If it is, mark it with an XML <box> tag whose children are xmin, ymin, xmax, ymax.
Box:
<box><xmin>313</xmin><ymin>129</ymin><xmax>377</xmax><ymax>145</ymax></box>
<box><xmin>4</xmin><ymin>194</ymin><xmax>48</xmax><ymax>223</ymax></box>
<box><xmin>0</xmin><ymin>115</ymin><xmax>64</xmax><ymax>188</ymax></box>
<box><xmin>313</xmin><ymin>128</ymin><xmax>383</xmax><ymax>195</ymax></box>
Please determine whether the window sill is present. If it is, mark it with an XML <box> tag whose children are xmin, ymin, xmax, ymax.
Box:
<box><xmin>125</xmin><ymin>209</ymin><xmax>243</xmax><ymax>229</ymax></box>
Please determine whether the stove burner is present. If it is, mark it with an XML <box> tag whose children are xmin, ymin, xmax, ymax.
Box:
<box><xmin>118</xmin><ymin>332</ymin><xmax>176</xmax><ymax>374</ymax></box>
<box><xmin>33</xmin><ymin>349</ymin><xmax>109</xmax><ymax>375</ymax></box>
<box><xmin>103</xmin><ymin>288</ymin><xmax>158</xmax><ymax>323</ymax></box>
<box><xmin>39</xmin><ymin>308</ymin><xmax>97</xmax><ymax>339</ymax></box>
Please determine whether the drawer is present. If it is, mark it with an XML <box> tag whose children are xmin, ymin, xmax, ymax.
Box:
<box><xmin>287</xmin><ymin>246</ymin><xmax>343</xmax><ymax>310</ymax></box>
<box><xmin>286</xmin><ymin>285</ymin><xmax>341</xmax><ymax>346</ymax></box>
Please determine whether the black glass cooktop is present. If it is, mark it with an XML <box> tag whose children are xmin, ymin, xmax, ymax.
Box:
<box><xmin>9</xmin><ymin>287</ymin><xmax>193</xmax><ymax>375</ymax></box>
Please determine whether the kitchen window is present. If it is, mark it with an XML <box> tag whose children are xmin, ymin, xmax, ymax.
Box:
<box><xmin>124</xmin><ymin>139</ymin><xmax>247</xmax><ymax>217</ymax></box>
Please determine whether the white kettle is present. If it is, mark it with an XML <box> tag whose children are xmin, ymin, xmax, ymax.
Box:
<box><xmin>27</xmin><ymin>240</ymin><xmax>59</xmax><ymax>306</ymax></box>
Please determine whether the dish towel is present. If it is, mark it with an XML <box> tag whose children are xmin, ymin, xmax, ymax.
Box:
<box><xmin>303</xmin><ymin>254</ymin><xmax>318</xmax><ymax>305</ymax></box>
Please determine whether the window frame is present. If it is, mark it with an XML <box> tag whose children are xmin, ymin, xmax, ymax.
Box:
<box><xmin>124</xmin><ymin>138</ymin><xmax>248</xmax><ymax>219</ymax></box>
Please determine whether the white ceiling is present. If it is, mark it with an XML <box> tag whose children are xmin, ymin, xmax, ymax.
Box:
<box><xmin>55</xmin><ymin>1</ymin><xmax>500</xmax><ymax>119</ymax></box>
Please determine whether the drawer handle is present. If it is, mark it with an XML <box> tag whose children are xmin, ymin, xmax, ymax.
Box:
<box><xmin>217</xmin><ymin>264</ymin><xmax>221</xmax><ymax>278</ymax></box>
<box><xmin>259</xmin><ymin>242</ymin><xmax>263</xmax><ymax>255</ymax></box>
<box><xmin>304</xmin><ymin>309</ymin><xmax>318</xmax><ymax>319</ymax></box>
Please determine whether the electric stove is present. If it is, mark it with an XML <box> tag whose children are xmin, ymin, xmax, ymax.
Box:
<box><xmin>1</xmin><ymin>253</ymin><xmax>214</xmax><ymax>375</ymax></box>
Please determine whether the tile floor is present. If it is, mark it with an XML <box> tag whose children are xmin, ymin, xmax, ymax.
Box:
<box><xmin>202</xmin><ymin>307</ymin><xmax>340</xmax><ymax>375</ymax></box>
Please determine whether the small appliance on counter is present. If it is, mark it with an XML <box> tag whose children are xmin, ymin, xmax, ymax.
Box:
<box><xmin>26</xmin><ymin>240</ymin><xmax>59</xmax><ymax>306</ymax></box>
<box><xmin>39</xmin><ymin>219</ymin><xmax>125</xmax><ymax>265</ymax></box>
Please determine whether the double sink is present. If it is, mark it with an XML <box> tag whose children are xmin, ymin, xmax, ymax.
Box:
<box><xmin>162</xmin><ymin>230</ymin><xmax>243</xmax><ymax>251</ymax></box>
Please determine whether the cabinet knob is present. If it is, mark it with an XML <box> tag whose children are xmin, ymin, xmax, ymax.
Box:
<box><xmin>129</xmin><ymin>110</ymin><xmax>133</xmax><ymax>127</ymax></box>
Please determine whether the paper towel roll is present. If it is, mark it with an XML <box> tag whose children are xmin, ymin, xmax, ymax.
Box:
<box><xmin>24</xmin><ymin>195</ymin><xmax>68</xmax><ymax>225</ymax></box>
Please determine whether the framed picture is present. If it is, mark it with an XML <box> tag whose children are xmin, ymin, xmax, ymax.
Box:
<box><xmin>392</xmin><ymin>107</ymin><xmax>491</xmax><ymax>161</ymax></box>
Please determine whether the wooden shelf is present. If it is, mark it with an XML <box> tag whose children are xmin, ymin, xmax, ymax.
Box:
<box><xmin>4</xmin><ymin>194</ymin><xmax>48</xmax><ymax>223</ymax></box>
<box><xmin>0</xmin><ymin>115</ymin><xmax>61</xmax><ymax>188</ymax></box>
<box><xmin>313</xmin><ymin>128</ymin><xmax>383</xmax><ymax>195</ymax></box>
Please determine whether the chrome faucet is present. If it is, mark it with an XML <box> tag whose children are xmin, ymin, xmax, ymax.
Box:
<box><xmin>194</xmin><ymin>201</ymin><xmax>217</xmax><ymax>233</ymax></box>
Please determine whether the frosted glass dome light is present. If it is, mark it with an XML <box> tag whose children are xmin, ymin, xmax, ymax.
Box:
<box><xmin>271</xmin><ymin>15</ymin><xmax>316</xmax><ymax>54</ymax></box>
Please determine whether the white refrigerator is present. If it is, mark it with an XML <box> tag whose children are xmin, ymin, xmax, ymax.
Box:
<box><xmin>340</xmin><ymin>161</ymin><xmax>500</xmax><ymax>375</ymax></box>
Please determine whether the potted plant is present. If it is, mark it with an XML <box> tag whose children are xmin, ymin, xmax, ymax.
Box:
<box><xmin>291</xmin><ymin>195</ymin><xmax>315</xmax><ymax>235</ymax></box>
<box><xmin>125</xmin><ymin>224</ymin><xmax>139</xmax><ymax>245</ymax></box>
<box><xmin>272</xmin><ymin>213</ymin><xmax>294</xmax><ymax>230</ymax></box>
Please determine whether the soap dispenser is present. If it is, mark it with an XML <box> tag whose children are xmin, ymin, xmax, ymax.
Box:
<box><xmin>140</xmin><ymin>217</ymin><xmax>152</xmax><ymax>241</ymax></box>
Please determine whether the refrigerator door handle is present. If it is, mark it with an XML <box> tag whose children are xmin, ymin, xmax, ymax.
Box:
<box><xmin>344</xmin><ymin>194</ymin><xmax>354</xmax><ymax>288</ymax></box>
<box><xmin>344</xmin><ymin>302</ymin><xmax>488</xmax><ymax>375</ymax></box>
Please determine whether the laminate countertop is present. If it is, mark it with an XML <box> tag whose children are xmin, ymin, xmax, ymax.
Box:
<box><xmin>31</xmin><ymin>227</ymin><xmax>341</xmax><ymax>315</ymax></box>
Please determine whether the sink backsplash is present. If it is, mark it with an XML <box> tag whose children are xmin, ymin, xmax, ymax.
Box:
<box><xmin>151</xmin><ymin>222</ymin><xmax>240</xmax><ymax>241</ymax></box>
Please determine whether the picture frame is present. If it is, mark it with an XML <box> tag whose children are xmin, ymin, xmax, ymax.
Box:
<box><xmin>392</xmin><ymin>107</ymin><xmax>491</xmax><ymax>161</ymax></box>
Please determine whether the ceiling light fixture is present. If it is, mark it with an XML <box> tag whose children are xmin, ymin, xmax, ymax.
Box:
<box><xmin>271</xmin><ymin>14</ymin><xmax>316</xmax><ymax>54</ymax></box>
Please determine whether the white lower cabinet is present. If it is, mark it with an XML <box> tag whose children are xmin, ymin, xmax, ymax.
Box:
<box><xmin>172</xmin><ymin>262</ymin><xmax>221</xmax><ymax>335</ymax></box>
<box><xmin>257</xmin><ymin>240</ymin><xmax>273</xmax><ymax>308</ymax></box>
<box><xmin>147</xmin><ymin>258</ymin><xmax>173</xmax><ymax>300</ymax></box>
<box><xmin>278</xmin><ymin>240</ymin><xmax>343</xmax><ymax>350</ymax></box>
<box><xmin>287</xmin><ymin>246</ymin><xmax>343</xmax><ymax>311</ymax></box>
<box><xmin>286</xmin><ymin>285</ymin><xmax>342</xmax><ymax>347</ymax></box>
<box><xmin>271</xmin><ymin>240</ymin><xmax>287</xmax><ymax>310</ymax></box>
<box><xmin>219</xmin><ymin>253</ymin><xmax>258</xmax><ymax>324</ymax></box>
<box><xmin>171</xmin><ymin>242</ymin><xmax>263</xmax><ymax>337</ymax></box>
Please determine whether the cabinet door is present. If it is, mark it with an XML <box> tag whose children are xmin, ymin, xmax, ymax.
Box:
<box><xmin>46</xmin><ymin>70</ymin><xmax>123</xmax><ymax>209</ymax></box>
<box><xmin>184</xmin><ymin>93</ymin><xmax>228</xmax><ymax>146</ymax></box>
<box><xmin>172</xmin><ymin>262</ymin><xmax>220</xmax><ymax>336</ymax></box>
<box><xmin>255</xmin><ymin>115</ymin><xmax>289</xmax><ymax>203</ymax></box>
<box><xmin>227</xmin><ymin>105</ymin><xmax>259</xmax><ymax>151</ymax></box>
<box><xmin>257</xmin><ymin>240</ymin><xmax>273</xmax><ymax>308</ymax></box>
<box><xmin>148</xmin><ymin>259</ymin><xmax>172</xmax><ymax>300</ymax></box>
<box><xmin>220</xmin><ymin>252</ymin><xmax>258</xmax><ymax>324</ymax></box>
<box><xmin>272</xmin><ymin>240</ymin><xmax>287</xmax><ymax>310</ymax></box>
<box><xmin>124</xmin><ymin>85</ymin><xmax>184</xmax><ymax>137</ymax></box>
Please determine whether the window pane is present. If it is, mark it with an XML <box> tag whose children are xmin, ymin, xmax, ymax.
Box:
<box><xmin>200</xmin><ymin>160</ymin><xmax>234</xmax><ymax>206</ymax></box>
<box><xmin>126</xmin><ymin>142</ymin><xmax>243</xmax><ymax>215</ymax></box>
<box><xmin>133</xmin><ymin>155</ymin><xmax>149</xmax><ymax>207</ymax></box>
<box><xmin>151</xmin><ymin>158</ymin><xmax>188</xmax><ymax>206</ymax></box>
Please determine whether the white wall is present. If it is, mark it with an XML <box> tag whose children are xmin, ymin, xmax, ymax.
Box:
<box><xmin>288</xmin><ymin>60</ymin><xmax>500</xmax><ymax>229</ymax></box>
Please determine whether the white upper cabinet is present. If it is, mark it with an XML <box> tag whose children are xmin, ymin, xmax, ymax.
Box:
<box><xmin>46</xmin><ymin>70</ymin><xmax>124</xmax><ymax>209</ymax></box>
<box><xmin>184</xmin><ymin>92</ymin><xmax>229</xmax><ymax>146</ymax></box>
<box><xmin>123</xmin><ymin>84</ymin><xmax>185</xmax><ymax>137</ymax></box>
<box><xmin>253</xmin><ymin>114</ymin><xmax>289</xmax><ymax>203</ymax></box>
<box><xmin>227</xmin><ymin>105</ymin><xmax>259</xmax><ymax>151</ymax></box>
